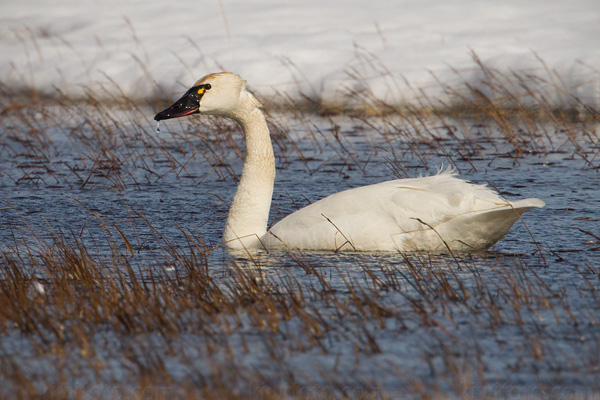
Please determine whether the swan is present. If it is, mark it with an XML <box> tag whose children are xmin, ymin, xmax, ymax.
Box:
<box><xmin>154</xmin><ymin>72</ymin><xmax>544</xmax><ymax>252</ymax></box>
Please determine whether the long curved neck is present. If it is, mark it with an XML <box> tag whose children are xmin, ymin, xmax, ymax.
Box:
<box><xmin>223</xmin><ymin>107</ymin><xmax>275</xmax><ymax>249</ymax></box>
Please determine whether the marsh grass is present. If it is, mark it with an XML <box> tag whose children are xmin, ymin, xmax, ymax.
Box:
<box><xmin>1</xmin><ymin>224</ymin><xmax>600</xmax><ymax>398</ymax></box>
<box><xmin>1</xmin><ymin>40</ymin><xmax>600</xmax><ymax>398</ymax></box>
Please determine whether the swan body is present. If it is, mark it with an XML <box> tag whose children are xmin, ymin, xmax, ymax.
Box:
<box><xmin>265</xmin><ymin>174</ymin><xmax>544</xmax><ymax>252</ymax></box>
<box><xmin>155</xmin><ymin>72</ymin><xmax>544</xmax><ymax>252</ymax></box>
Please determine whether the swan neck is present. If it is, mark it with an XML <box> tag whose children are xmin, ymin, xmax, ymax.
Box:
<box><xmin>223</xmin><ymin>107</ymin><xmax>275</xmax><ymax>249</ymax></box>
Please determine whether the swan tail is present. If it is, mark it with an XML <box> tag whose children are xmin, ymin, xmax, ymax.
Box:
<box><xmin>433</xmin><ymin>198</ymin><xmax>545</xmax><ymax>250</ymax></box>
<box><xmin>508</xmin><ymin>198</ymin><xmax>545</xmax><ymax>215</ymax></box>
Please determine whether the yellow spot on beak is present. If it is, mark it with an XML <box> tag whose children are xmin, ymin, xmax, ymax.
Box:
<box><xmin>197</xmin><ymin>88</ymin><xmax>205</xmax><ymax>95</ymax></box>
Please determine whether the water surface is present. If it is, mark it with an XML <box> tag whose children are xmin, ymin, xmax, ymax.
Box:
<box><xmin>1</xmin><ymin>108</ymin><xmax>599</xmax><ymax>397</ymax></box>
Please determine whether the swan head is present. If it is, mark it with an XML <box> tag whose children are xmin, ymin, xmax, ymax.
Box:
<box><xmin>154</xmin><ymin>72</ymin><xmax>260</xmax><ymax>121</ymax></box>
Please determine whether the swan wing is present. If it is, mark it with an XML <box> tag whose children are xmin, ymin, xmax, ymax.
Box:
<box><xmin>264</xmin><ymin>171</ymin><xmax>544</xmax><ymax>251</ymax></box>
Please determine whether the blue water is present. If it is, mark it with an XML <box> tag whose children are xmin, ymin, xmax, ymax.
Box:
<box><xmin>0</xmin><ymin>108</ymin><xmax>599</xmax><ymax>397</ymax></box>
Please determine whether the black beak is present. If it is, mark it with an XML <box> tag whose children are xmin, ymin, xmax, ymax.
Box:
<box><xmin>154</xmin><ymin>86</ymin><xmax>205</xmax><ymax>121</ymax></box>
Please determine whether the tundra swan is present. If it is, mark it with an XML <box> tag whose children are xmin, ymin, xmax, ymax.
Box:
<box><xmin>155</xmin><ymin>72</ymin><xmax>544</xmax><ymax>252</ymax></box>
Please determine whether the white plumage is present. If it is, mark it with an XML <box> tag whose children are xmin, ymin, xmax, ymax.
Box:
<box><xmin>266</xmin><ymin>172</ymin><xmax>544</xmax><ymax>251</ymax></box>
<box><xmin>155</xmin><ymin>72</ymin><xmax>544</xmax><ymax>252</ymax></box>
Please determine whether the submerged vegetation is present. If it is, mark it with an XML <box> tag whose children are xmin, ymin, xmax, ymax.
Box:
<box><xmin>0</xmin><ymin>53</ymin><xmax>599</xmax><ymax>399</ymax></box>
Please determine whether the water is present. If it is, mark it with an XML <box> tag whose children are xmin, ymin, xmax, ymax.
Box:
<box><xmin>0</xmin><ymin>107</ymin><xmax>599</xmax><ymax>397</ymax></box>
<box><xmin>2</xmin><ymin>111</ymin><xmax>596</xmax><ymax>259</ymax></box>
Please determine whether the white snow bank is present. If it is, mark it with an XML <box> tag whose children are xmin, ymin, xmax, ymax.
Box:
<box><xmin>1</xmin><ymin>0</ymin><xmax>598</xmax><ymax>108</ymax></box>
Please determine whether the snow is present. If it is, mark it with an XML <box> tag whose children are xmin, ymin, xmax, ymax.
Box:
<box><xmin>1</xmin><ymin>0</ymin><xmax>598</xmax><ymax>108</ymax></box>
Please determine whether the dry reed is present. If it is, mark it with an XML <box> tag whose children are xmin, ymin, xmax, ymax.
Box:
<box><xmin>0</xmin><ymin>39</ymin><xmax>599</xmax><ymax>398</ymax></box>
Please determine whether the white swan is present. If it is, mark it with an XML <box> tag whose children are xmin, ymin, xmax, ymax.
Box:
<box><xmin>155</xmin><ymin>72</ymin><xmax>544</xmax><ymax>252</ymax></box>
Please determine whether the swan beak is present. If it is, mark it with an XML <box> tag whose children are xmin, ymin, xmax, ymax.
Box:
<box><xmin>154</xmin><ymin>86</ymin><xmax>205</xmax><ymax>121</ymax></box>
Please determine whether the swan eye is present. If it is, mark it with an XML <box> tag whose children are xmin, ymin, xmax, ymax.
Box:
<box><xmin>196</xmin><ymin>84</ymin><xmax>211</xmax><ymax>95</ymax></box>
